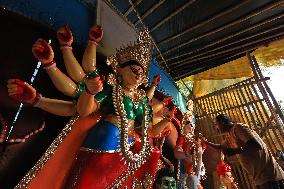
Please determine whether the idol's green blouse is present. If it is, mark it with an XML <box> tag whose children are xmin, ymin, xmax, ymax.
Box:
<box><xmin>95</xmin><ymin>84</ymin><xmax>152</xmax><ymax>126</ymax></box>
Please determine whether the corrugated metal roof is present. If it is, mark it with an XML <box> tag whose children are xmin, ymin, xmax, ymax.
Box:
<box><xmin>107</xmin><ymin>0</ymin><xmax>284</xmax><ymax>80</ymax></box>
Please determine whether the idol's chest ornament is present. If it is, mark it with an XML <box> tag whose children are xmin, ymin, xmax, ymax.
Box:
<box><xmin>113</xmin><ymin>84</ymin><xmax>152</xmax><ymax>171</ymax></box>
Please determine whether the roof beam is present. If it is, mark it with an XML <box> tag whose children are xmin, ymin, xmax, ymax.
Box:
<box><xmin>172</xmin><ymin>30</ymin><xmax>284</xmax><ymax>70</ymax></box>
<box><xmin>149</xmin><ymin>0</ymin><xmax>196</xmax><ymax>32</ymax></box>
<box><xmin>167</xmin><ymin>15</ymin><xmax>284</xmax><ymax>66</ymax></box>
<box><xmin>123</xmin><ymin>0</ymin><xmax>143</xmax><ymax>17</ymax></box>
<box><xmin>158</xmin><ymin>1</ymin><xmax>284</xmax><ymax>57</ymax></box>
<box><xmin>104</xmin><ymin>0</ymin><xmax>139</xmax><ymax>29</ymax></box>
<box><xmin>169</xmin><ymin>24</ymin><xmax>284</xmax><ymax>65</ymax></box>
<box><xmin>167</xmin><ymin>18</ymin><xmax>284</xmax><ymax>63</ymax></box>
<box><xmin>173</xmin><ymin>52</ymin><xmax>251</xmax><ymax>80</ymax></box>
<box><xmin>134</xmin><ymin>0</ymin><xmax>166</xmax><ymax>26</ymax></box>
<box><xmin>173</xmin><ymin>53</ymin><xmax>244</xmax><ymax>80</ymax></box>
<box><xmin>172</xmin><ymin>33</ymin><xmax>284</xmax><ymax>77</ymax></box>
<box><xmin>157</xmin><ymin>1</ymin><xmax>250</xmax><ymax>45</ymax></box>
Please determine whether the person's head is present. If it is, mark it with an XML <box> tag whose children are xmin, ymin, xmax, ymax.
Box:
<box><xmin>117</xmin><ymin>60</ymin><xmax>145</xmax><ymax>88</ymax></box>
<box><xmin>215</xmin><ymin>114</ymin><xmax>233</xmax><ymax>133</ymax></box>
<box><xmin>155</xmin><ymin>168</ymin><xmax>176</xmax><ymax>189</ymax></box>
<box><xmin>184</xmin><ymin>120</ymin><xmax>195</xmax><ymax>134</ymax></box>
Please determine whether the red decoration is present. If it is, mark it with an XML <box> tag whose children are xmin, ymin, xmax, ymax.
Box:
<box><xmin>216</xmin><ymin>161</ymin><xmax>232</xmax><ymax>177</ymax></box>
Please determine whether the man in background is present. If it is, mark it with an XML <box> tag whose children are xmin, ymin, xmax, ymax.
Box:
<box><xmin>203</xmin><ymin>114</ymin><xmax>284</xmax><ymax>189</ymax></box>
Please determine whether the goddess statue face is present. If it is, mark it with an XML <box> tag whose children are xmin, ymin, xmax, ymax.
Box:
<box><xmin>222</xmin><ymin>171</ymin><xmax>234</xmax><ymax>185</ymax></box>
<box><xmin>185</xmin><ymin>122</ymin><xmax>194</xmax><ymax>134</ymax></box>
<box><xmin>158</xmin><ymin>176</ymin><xmax>177</xmax><ymax>189</ymax></box>
<box><xmin>155</xmin><ymin>168</ymin><xmax>177</xmax><ymax>189</ymax></box>
<box><xmin>118</xmin><ymin>62</ymin><xmax>145</xmax><ymax>88</ymax></box>
<box><xmin>184</xmin><ymin>121</ymin><xmax>195</xmax><ymax>139</ymax></box>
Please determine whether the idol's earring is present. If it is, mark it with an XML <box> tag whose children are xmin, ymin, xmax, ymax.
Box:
<box><xmin>143</xmin><ymin>76</ymin><xmax>149</xmax><ymax>85</ymax></box>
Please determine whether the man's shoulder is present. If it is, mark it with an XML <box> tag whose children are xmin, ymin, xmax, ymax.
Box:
<box><xmin>233</xmin><ymin>123</ymin><xmax>251</xmax><ymax>131</ymax></box>
<box><xmin>235</xmin><ymin>123</ymin><xmax>249</xmax><ymax>127</ymax></box>
<box><xmin>231</xmin><ymin>123</ymin><xmax>253</xmax><ymax>138</ymax></box>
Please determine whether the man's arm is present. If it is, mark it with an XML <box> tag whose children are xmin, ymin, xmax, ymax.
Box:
<box><xmin>242</xmin><ymin>138</ymin><xmax>262</xmax><ymax>151</ymax></box>
<box><xmin>237</xmin><ymin>124</ymin><xmax>262</xmax><ymax>151</ymax></box>
<box><xmin>224</xmin><ymin>124</ymin><xmax>263</xmax><ymax>156</ymax></box>
<box><xmin>223</xmin><ymin>138</ymin><xmax>262</xmax><ymax>156</ymax></box>
<box><xmin>202</xmin><ymin>138</ymin><xmax>224</xmax><ymax>150</ymax></box>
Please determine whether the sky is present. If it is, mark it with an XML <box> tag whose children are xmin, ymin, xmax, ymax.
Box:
<box><xmin>262</xmin><ymin>65</ymin><xmax>284</xmax><ymax>103</ymax></box>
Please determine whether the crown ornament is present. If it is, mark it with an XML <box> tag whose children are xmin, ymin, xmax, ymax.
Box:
<box><xmin>106</xmin><ymin>30</ymin><xmax>153</xmax><ymax>76</ymax></box>
<box><xmin>181</xmin><ymin>99</ymin><xmax>196</xmax><ymax>142</ymax></box>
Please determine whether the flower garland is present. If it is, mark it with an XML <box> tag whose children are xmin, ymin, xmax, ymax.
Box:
<box><xmin>181</xmin><ymin>99</ymin><xmax>196</xmax><ymax>142</ymax></box>
<box><xmin>113</xmin><ymin>85</ymin><xmax>152</xmax><ymax>170</ymax></box>
<box><xmin>180</xmin><ymin>99</ymin><xmax>207</xmax><ymax>180</ymax></box>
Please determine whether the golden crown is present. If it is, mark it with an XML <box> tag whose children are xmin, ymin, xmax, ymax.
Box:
<box><xmin>106</xmin><ymin>30</ymin><xmax>153</xmax><ymax>75</ymax></box>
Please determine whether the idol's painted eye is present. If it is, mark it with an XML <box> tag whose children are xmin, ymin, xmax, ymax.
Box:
<box><xmin>129</xmin><ymin>65</ymin><xmax>143</xmax><ymax>78</ymax></box>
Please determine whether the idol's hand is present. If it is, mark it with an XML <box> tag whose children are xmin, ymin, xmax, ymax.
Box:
<box><xmin>7</xmin><ymin>79</ymin><xmax>36</xmax><ymax>104</ymax></box>
<box><xmin>32</xmin><ymin>38</ymin><xmax>54</xmax><ymax>65</ymax></box>
<box><xmin>57</xmin><ymin>24</ymin><xmax>73</xmax><ymax>46</ymax></box>
<box><xmin>85</xmin><ymin>76</ymin><xmax>104</xmax><ymax>95</ymax></box>
<box><xmin>89</xmin><ymin>25</ymin><xmax>103</xmax><ymax>43</ymax></box>
<box><xmin>152</xmin><ymin>75</ymin><xmax>161</xmax><ymax>86</ymax></box>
